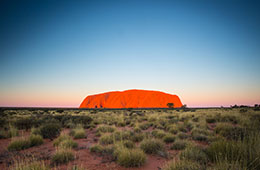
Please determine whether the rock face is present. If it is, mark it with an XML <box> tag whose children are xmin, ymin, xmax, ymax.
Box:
<box><xmin>79</xmin><ymin>89</ymin><xmax>183</xmax><ymax>108</ymax></box>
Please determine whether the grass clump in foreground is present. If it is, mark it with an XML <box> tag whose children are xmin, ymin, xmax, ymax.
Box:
<box><xmin>70</xmin><ymin>125</ymin><xmax>86</xmax><ymax>139</ymax></box>
<box><xmin>40</xmin><ymin>123</ymin><xmax>61</xmax><ymax>139</ymax></box>
<box><xmin>114</xmin><ymin>145</ymin><xmax>146</xmax><ymax>167</ymax></box>
<box><xmin>99</xmin><ymin>134</ymin><xmax>114</xmax><ymax>145</ymax></box>
<box><xmin>180</xmin><ymin>145</ymin><xmax>208</xmax><ymax>164</ymax></box>
<box><xmin>170</xmin><ymin>140</ymin><xmax>188</xmax><ymax>150</ymax></box>
<box><xmin>11</xmin><ymin>160</ymin><xmax>50</xmax><ymax>170</ymax></box>
<box><xmin>53</xmin><ymin>134</ymin><xmax>78</xmax><ymax>149</ymax></box>
<box><xmin>140</xmin><ymin>139</ymin><xmax>165</xmax><ymax>155</ymax></box>
<box><xmin>96</xmin><ymin>125</ymin><xmax>115</xmax><ymax>133</ymax></box>
<box><xmin>8</xmin><ymin>135</ymin><xmax>44</xmax><ymax>151</ymax></box>
<box><xmin>163</xmin><ymin>159</ymin><xmax>202</xmax><ymax>170</ymax></box>
<box><xmin>8</xmin><ymin>138</ymin><xmax>31</xmax><ymax>151</ymax></box>
<box><xmin>51</xmin><ymin>148</ymin><xmax>74</xmax><ymax>165</ymax></box>
<box><xmin>207</xmin><ymin>132</ymin><xmax>260</xmax><ymax>169</ymax></box>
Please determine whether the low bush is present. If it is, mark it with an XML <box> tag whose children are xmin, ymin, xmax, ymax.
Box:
<box><xmin>163</xmin><ymin>159</ymin><xmax>202</xmax><ymax>170</ymax></box>
<box><xmin>29</xmin><ymin>134</ymin><xmax>44</xmax><ymax>146</ymax></box>
<box><xmin>180</xmin><ymin>145</ymin><xmax>208</xmax><ymax>164</ymax></box>
<box><xmin>122</xmin><ymin>140</ymin><xmax>135</xmax><ymax>149</ymax></box>
<box><xmin>99</xmin><ymin>134</ymin><xmax>114</xmax><ymax>145</ymax></box>
<box><xmin>40</xmin><ymin>123</ymin><xmax>61</xmax><ymax>139</ymax></box>
<box><xmin>96</xmin><ymin>125</ymin><xmax>115</xmax><ymax>133</ymax></box>
<box><xmin>140</xmin><ymin>139</ymin><xmax>165</xmax><ymax>154</ymax></box>
<box><xmin>8</xmin><ymin>138</ymin><xmax>31</xmax><ymax>151</ymax></box>
<box><xmin>90</xmin><ymin>144</ymin><xmax>104</xmax><ymax>153</ymax></box>
<box><xmin>131</xmin><ymin>133</ymin><xmax>145</xmax><ymax>142</ymax></box>
<box><xmin>51</xmin><ymin>148</ymin><xmax>74</xmax><ymax>165</ymax></box>
<box><xmin>151</xmin><ymin>130</ymin><xmax>166</xmax><ymax>138</ymax></box>
<box><xmin>139</xmin><ymin>122</ymin><xmax>151</xmax><ymax>130</ymax></box>
<box><xmin>177</xmin><ymin>132</ymin><xmax>189</xmax><ymax>139</ymax></box>
<box><xmin>115</xmin><ymin>147</ymin><xmax>146</xmax><ymax>167</ymax></box>
<box><xmin>70</xmin><ymin>126</ymin><xmax>86</xmax><ymax>139</ymax></box>
<box><xmin>215</xmin><ymin>123</ymin><xmax>245</xmax><ymax>140</ymax></box>
<box><xmin>53</xmin><ymin>134</ymin><xmax>77</xmax><ymax>149</ymax></box>
<box><xmin>11</xmin><ymin>160</ymin><xmax>50</xmax><ymax>170</ymax></box>
<box><xmin>163</xmin><ymin>134</ymin><xmax>176</xmax><ymax>143</ymax></box>
<box><xmin>170</xmin><ymin>140</ymin><xmax>187</xmax><ymax>150</ymax></box>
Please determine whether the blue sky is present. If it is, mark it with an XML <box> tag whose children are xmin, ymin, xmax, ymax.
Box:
<box><xmin>0</xmin><ymin>0</ymin><xmax>260</xmax><ymax>107</ymax></box>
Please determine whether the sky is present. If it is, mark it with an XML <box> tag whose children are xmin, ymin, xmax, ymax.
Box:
<box><xmin>0</xmin><ymin>0</ymin><xmax>260</xmax><ymax>107</ymax></box>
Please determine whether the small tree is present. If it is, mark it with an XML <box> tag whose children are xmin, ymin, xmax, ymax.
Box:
<box><xmin>167</xmin><ymin>103</ymin><xmax>174</xmax><ymax>108</ymax></box>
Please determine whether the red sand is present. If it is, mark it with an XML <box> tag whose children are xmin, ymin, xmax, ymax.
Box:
<box><xmin>80</xmin><ymin>89</ymin><xmax>183</xmax><ymax>108</ymax></box>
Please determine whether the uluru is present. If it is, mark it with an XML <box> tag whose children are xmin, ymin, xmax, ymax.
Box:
<box><xmin>79</xmin><ymin>89</ymin><xmax>183</xmax><ymax>108</ymax></box>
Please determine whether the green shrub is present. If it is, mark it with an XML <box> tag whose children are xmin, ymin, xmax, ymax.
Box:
<box><xmin>208</xmin><ymin>160</ymin><xmax>245</xmax><ymax>170</ymax></box>
<box><xmin>51</xmin><ymin>149</ymin><xmax>74</xmax><ymax>165</ymax></box>
<box><xmin>177</xmin><ymin>132</ymin><xmax>189</xmax><ymax>139</ymax></box>
<box><xmin>99</xmin><ymin>134</ymin><xmax>114</xmax><ymax>145</ymax></box>
<box><xmin>40</xmin><ymin>123</ymin><xmax>61</xmax><ymax>139</ymax></box>
<box><xmin>206</xmin><ymin>117</ymin><xmax>217</xmax><ymax>123</ymax></box>
<box><xmin>215</xmin><ymin>123</ymin><xmax>245</xmax><ymax>140</ymax></box>
<box><xmin>163</xmin><ymin>134</ymin><xmax>176</xmax><ymax>143</ymax></box>
<box><xmin>11</xmin><ymin>160</ymin><xmax>50</xmax><ymax>170</ymax></box>
<box><xmin>96</xmin><ymin>125</ymin><xmax>115</xmax><ymax>133</ymax></box>
<box><xmin>116</xmin><ymin>147</ymin><xmax>146</xmax><ymax>167</ymax></box>
<box><xmin>151</xmin><ymin>130</ymin><xmax>166</xmax><ymax>138</ymax></box>
<box><xmin>122</xmin><ymin>140</ymin><xmax>135</xmax><ymax>149</ymax></box>
<box><xmin>170</xmin><ymin>140</ymin><xmax>187</xmax><ymax>150</ymax></box>
<box><xmin>90</xmin><ymin>144</ymin><xmax>104</xmax><ymax>153</ymax></box>
<box><xmin>139</xmin><ymin>122</ymin><xmax>151</xmax><ymax>130</ymax></box>
<box><xmin>60</xmin><ymin>139</ymin><xmax>78</xmax><ymax>149</ymax></box>
<box><xmin>29</xmin><ymin>134</ymin><xmax>44</xmax><ymax>146</ymax></box>
<box><xmin>163</xmin><ymin>159</ymin><xmax>202</xmax><ymax>170</ymax></box>
<box><xmin>70</xmin><ymin>126</ymin><xmax>86</xmax><ymax>139</ymax></box>
<box><xmin>180</xmin><ymin>146</ymin><xmax>208</xmax><ymax>164</ymax></box>
<box><xmin>14</xmin><ymin>117</ymin><xmax>34</xmax><ymax>130</ymax></box>
<box><xmin>8</xmin><ymin>138</ymin><xmax>31</xmax><ymax>151</ymax></box>
<box><xmin>8</xmin><ymin>126</ymin><xmax>19</xmax><ymax>138</ymax></box>
<box><xmin>131</xmin><ymin>133</ymin><xmax>145</xmax><ymax>142</ymax></box>
<box><xmin>31</xmin><ymin>127</ymin><xmax>41</xmax><ymax>135</ymax></box>
<box><xmin>140</xmin><ymin>139</ymin><xmax>165</xmax><ymax>154</ymax></box>
<box><xmin>53</xmin><ymin>134</ymin><xmax>77</xmax><ymax>149</ymax></box>
<box><xmin>53</xmin><ymin>134</ymin><xmax>71</xmax><ymax>146</ymax></box>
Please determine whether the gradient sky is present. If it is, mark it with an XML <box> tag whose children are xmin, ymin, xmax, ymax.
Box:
<box><xmin>0</xmin><ymin>0</ymin><xmax>260</xmax><ymax>107</ymax></box>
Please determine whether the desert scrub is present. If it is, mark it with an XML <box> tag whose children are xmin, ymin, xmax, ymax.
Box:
<box><xmin>151</xmin><ymin>129</ymin><xmax>166</xmax><ymax>138</ymax></box>
<box><xmin>138</xmin><ymin>122</ymin><xmax>151</xmax><ymax>130</ymax></box>
<box><xmin>29</xmin><ymin>134</ymin><xmax>44</xmax><ymax>146</ymax></box>
<box><xmin>170</xmin><ymin>140</ymin><xmax>188</xmax><ymax>150</ymax></box>
<box><xmin>114</xmin><ymin>147</ymin><xmax>146</xmax><ymax>167</ymax></box>
<box><xmin>11</xmin><ymin>160</ymin><xmax>50</xmax><ymax>170</ymax></box>
<box><xmin>40</xmin><ymin>123</ymin><xmax>61</xmax><ymax>139</ymax></box>
<box><xmin>163</xmin><ymin>159</ymin><xmax>202</xmax><ymax>170</ymax></box>
<box><xmin>177</xmin><ymin>132</ymin><xmax>189</xmax><ymax>139</ymax></box>
<box><xmin>96</xmin><ymin>125</ymin><xmax>115</xmax><ymax>133</ymax></box>
<box><xmin>122</xmin><ymin>140</ymin><xmax>135</xmax><ymax>149</ymax></box>
<box><xmin>191</xmin><ymin>128</ymin><xmax>210</xmax><ymax>142</ymax></box>
<box><xmin>31</xmin><ymin>127</ymin><xmax>41</xmax><ymax>135</ymax></box>
<box><xmin>70</xmin><ymin>125</ymin><xmax>86</xmax><ymax>139</ymax></box>
<box><xmin>99</xmin><ymin>134</ymin><xmax>114</xmax><ymax>145</ymax></box>
<box><xmin>53</xmin><ymin>134</ymin><xmax>77</xmax><ymax>149</ymax></box>
<box><xmin>163</xmin><ymin>134</ymin><xmax>176</xmax><ymax>143</ymax></box>
<box><xmin>140</xmin><ymin>139</ymin><xmax>165</xmax><ymax>154</ymax></box>
<box><xmin>51</xmin><ymin>148</ymin><xmax>74</xmax><ymax>165</ymax></box>
<box><xmin>207</xmin><ymin>133</ymin><xmax>260</xmax><ymax>169</ymax></box>
<box><xmin>208</xmin><ymin>160</ymin><xmax>245</xmax><ymax>170</ymax></box>
<box><xmin>180</xmin><ymin>145</ymin><xmax>208</xmax><ymax>164</ymax></box>
<box><xmin>7</xmin><ymin>126</ymin><xmax>19</xmax><ymax>138</ymax></box>
<box><xmin>90</xmin><ymin>144</ymin><xmax>104</xmax><ymax>153</ymax></box>
<box><xmin>214</xmin><ymin>123</ymin><xmax>245</xmax><ymax>140</ymax></box>
<box><xmin>131</xmin><ymin>132</ymin><xmax>145</xmax><ymax>142</ymax></box>
<box><xmin>8</xmin><ymin>138</ymin><xmax>31</xmax><ymax>151</ymax></box>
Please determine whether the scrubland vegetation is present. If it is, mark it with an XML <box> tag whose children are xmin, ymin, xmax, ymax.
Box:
<box><xmin>0</xmin><ymin>106</ymin><xmax>260</xmax><ymax>169</ymax></box>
